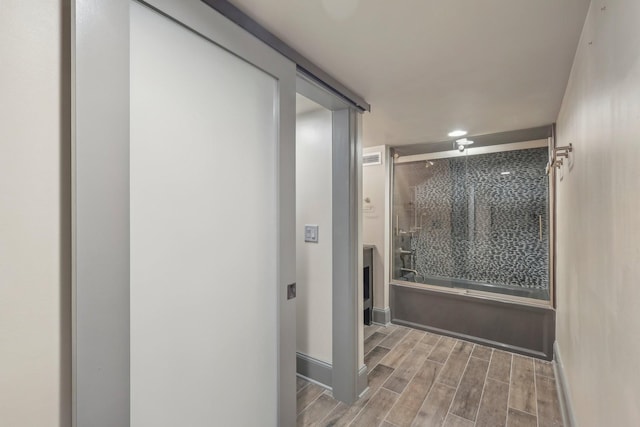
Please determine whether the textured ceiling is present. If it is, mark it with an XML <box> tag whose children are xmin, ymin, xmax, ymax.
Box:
<box><xmin>230</xmin><ymin>0</ymin><xmax>590</xmax><ymax>146</ymax></box>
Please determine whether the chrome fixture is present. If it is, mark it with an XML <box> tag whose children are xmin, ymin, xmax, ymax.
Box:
<box><xmin>554</xmin><ymin>144</ymin><xmax>573</xmax><ymax>158</ymax></box>
<box><xmin>400</xmin><ymin>268</ymin><xmax>420</xmax><ymax>278</ymax></box>
<box><xmin>546</xmin><ymin>143</ymin><xmax>573</xmax><ymax>174</ymax></box>
<box><xmin>454</xmin><ymin>138</ymin><xmax>474</xmax><ymax>153</ymax></box>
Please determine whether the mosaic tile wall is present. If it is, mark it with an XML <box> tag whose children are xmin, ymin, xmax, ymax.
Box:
<box><xmin>393</xmin><ymin>147</ymin><xmax>549</xmax><ymax>296</ymax></box>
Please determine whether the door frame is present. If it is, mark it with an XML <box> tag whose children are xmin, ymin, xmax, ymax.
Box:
<box><xmin>72</xmin><ymin>1</ymin><xmax>296</xmax><ymax>425</ymax></box>
<box><xmin>296</xmin><ymin>75</ymin><xmax>366</xmax><ymax>404</ymax></box>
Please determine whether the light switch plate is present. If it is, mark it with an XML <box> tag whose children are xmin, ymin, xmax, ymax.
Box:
<box><xmin>304</xmin><ymin>224</ymin><xmax>319</xmax><ymax>243</ymax></box>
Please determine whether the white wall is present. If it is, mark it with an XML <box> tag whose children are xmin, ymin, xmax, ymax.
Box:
<box><xmin>0</xmin><ymin>1</ymin><xmax>71</xmax><ymax>426</ymax></box>
<box><xmin>362</xmin><ymin>146</ymin><xmax>390</xmax><ymax>313</ymax></box>
<box><xmin>296</xmin><ymin>108</ymin><xmax>333</xmax><ymax>363</ymax></box>
<box><xmin>555</xmin><ymin>0</ymin><xmax>640</xmax><ymax>425</ymax></box>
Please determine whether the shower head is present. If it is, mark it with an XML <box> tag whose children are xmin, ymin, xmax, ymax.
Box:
<box><xmin>455</xmin><ymin>138</ymin><xmax>474</xmax><ymax>152</ymax></box>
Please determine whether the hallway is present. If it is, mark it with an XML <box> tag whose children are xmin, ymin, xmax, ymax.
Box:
<box><xmin>3</xmin><ymin>1</ymin><xmax>639</xmax><ymax>425</ymax></box>
<box><xmin>297</xmin><ymin>325</ymin><xmax>562</xmax><ymax>427</ymax></box>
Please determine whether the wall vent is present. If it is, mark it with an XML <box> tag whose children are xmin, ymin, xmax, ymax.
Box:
<box><xmin>363</xmin><ymin>152</ymin><xmax>382</xmax><ymax>166</ymax></box>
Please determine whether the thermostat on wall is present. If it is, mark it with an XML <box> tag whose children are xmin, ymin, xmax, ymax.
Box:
<box><xmin>304</xmin><ymin>225</ymin><xmax>319</xmax><ymax>243</ymax></box>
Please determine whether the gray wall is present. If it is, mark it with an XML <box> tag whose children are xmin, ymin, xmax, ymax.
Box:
<box><xmin>555</xmin><ymin>0</ymin><xmax>640</xmax><ymax>425</ymax></box>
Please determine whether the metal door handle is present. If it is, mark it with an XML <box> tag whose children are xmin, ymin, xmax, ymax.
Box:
<box><xmin>539</xmin><ymin>215</ymin><xmax>543</xmax><ymax>241</ymax></box>
<box><xmin>287</xmin><ymin>283</ymin><xmax>296</xmax><ymax>300</ymax></box>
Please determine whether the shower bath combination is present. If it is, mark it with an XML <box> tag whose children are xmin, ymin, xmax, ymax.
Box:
<box><xmin>388</xmin><ymin>132</ymin><xmax>557</xmax><ymax>360</ymax></box>
<box><xmin>392</xmin><ymin>142</ymin><xmax>551</xmax><ymax>302</ymax></box>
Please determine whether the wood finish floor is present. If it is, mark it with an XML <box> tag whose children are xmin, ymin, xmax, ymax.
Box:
<box><xmin>297</xmin><ymin>324</ymin><xmax>563</xmax><ymax>427</ymax></box>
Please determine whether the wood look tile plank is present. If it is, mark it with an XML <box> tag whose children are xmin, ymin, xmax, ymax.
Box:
<box><xmin>297</xmin><ymin>376</ymin><xmax>310</xmax><ymax>392</ymax></box>
<box><xmin>411</xmin><ymin>382</ymin><xmax>456</xmax><ymax>427</ymax></box>
<box><xmin>297</xmin><ymin>383</ymin><xmax>325</xmax><ymax>414</ymax></box>
<box><xmin>488</xmin><ymin>350</ymin><xmax>512</xmax><ymax>383</ymax></box>
<box><xmin>365</xmin><ymin>346</ymin><xmax>391</xmax><ymax>370</ymax></box>
<box><xmin>378</xmin><ymin>324</ymin><xmax>399</xmax><ymax>335</ymax></box>
<box><xmin>350</xmin><ymin>388</ymin><xmax>399</xmax><ymax>427</ymax></box>
<box><xmin>536</xmin><ymin>375</ymin><xmax>563</xmax><ymax>426</ymax></box>
<box><xmin>471</xmin><ymin>344</ymin><xmax>493</xmax><ymax>361</ymax></box>
<box><xmin>365</xmin><ymin>331</ymin><xmax>389</xmax><ymax>354</ymax></box>
<box><xmin>438</xmin><ymin>341</ymin><xmax>474</xmax><ymax>388</ymax></box>
<box><xmin>475</xmin><ymin>378</ymin><xmax>509</xmax><ymax>427</ymax></box>
<box><xmin>421</xmin><ymin>332</ymin><xmax>441</xmax><ymax>346</ymax></box>
<box><xmin>449</xmin><ymin>355</ymin><xmax>490</xmax><ymax>421</ymax></box>
<box><xmin>415</xmin><ymin>342</ymin><xmax>434</xmax><ymax>357</ymax></box>
<box><xmin>443</xmin><ymin>413</ymin><xmax>475</xmax><ymax>427</ymax></box>
<box><xmin>380</xmin><ymin>330</ymin><xmax>425</xmax><ymax>369</ymax></box>
<box><xmin>386</xmin><ymin>359</ymin><xmax>443</xmax><ymax>427</ymax></box>
<box><xmin>364</xmin><ymin>325</ymin><xmax>381</xmax><ymax>340</ymax></box>
<box><xmin>368</xmin><ymin>364</ymin><xmax>396</xmax><ymax>391</ymax></box>
<box><xmin>409</xmin><ymin>329</ymin><xmax>427</xmax><ymax>342</ymax></box>
<box><xmin>383</xmin><ymin>342</ymin><xmax>432</xmax><ymax>394</ymax></box>
<box><xmin>427</xmin><ymin>336</ymin><xmax>456</xmax><ymax>363</ymax></box>
<box><xmin>509</xmin><ymin>356</ymin><xmax>536</xmax><ymax>415</ymax></box>
<box><xmin>297</xmin><ymin>394</ymin><xmax>339</xmax><ymax>427</ymax></box>
<box><xmin>323</xmin><ymin>364</ymin><xmax>395</xmax><ymax>426</ymax></box>
<box><xmin>317</xmin><ymin>329</ymin><xmax>564</xmax><ymax>427</ymax></box>
<box><xmin>319</xmin><ymin>402</ymin><xmax>348</xmax><ymax>427</ymax></box>
<box><xmin>379</xmin><ymin>327</ymin><xmax>411</xmax><ymax>349</ymax></box>
<box><xmin>534</xmin><ymin>359</ymin><xmax>555</xmax><ymax>379</ymax></box>
<box><xmin>507</xmin><ymin>408</ymin><xmax>537</xmax><ymax>427</ymax></box>
<box><xmin>321</xmin><ymin>402</ymin><xmax>362</xmax><ymax>427</ymax></box>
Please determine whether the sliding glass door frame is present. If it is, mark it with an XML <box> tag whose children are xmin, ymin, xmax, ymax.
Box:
<box><xmin>389</xmin><ymin>138</ymin><xmax>555</xmax><ymax>308</ymax></box>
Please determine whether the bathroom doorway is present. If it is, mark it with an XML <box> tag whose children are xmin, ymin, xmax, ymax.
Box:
<box><xmin>294</xmin><ymin>75</ymin><xmax>366</xmax><ymax>405</ymax></box>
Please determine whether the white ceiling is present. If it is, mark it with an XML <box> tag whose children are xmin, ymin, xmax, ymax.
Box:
<box><xmin>231</xmin><ymin>0</ymin><xmax>590</xmax><ymax>147</ymax></box>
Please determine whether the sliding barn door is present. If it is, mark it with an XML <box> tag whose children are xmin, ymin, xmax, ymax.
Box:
<box><xmin>73</xmin><ymin>1</ymin><xmax>296</xmax><ymax>426</ymax></box>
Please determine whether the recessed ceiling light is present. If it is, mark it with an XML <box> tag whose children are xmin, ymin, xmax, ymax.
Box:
<box><xmin>448</xmin><ymin>130</ymin><xmax>467</xmax><ymax>137</ymax></box>
<box><xmin>501</xmin><ymin>171</ymin><xmax>511</xmax><ymax>175</ymax></box>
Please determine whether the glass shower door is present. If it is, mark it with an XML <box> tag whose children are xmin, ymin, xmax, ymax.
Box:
<box><xmin>462</xmin><ymin>149</ymin><xmax>549</xmax><ymax>299</ymax></box>
<box><xmin>392</xmin><ymin>145</ymin><xmax>550</xmax><ymax>302</ymax></box>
